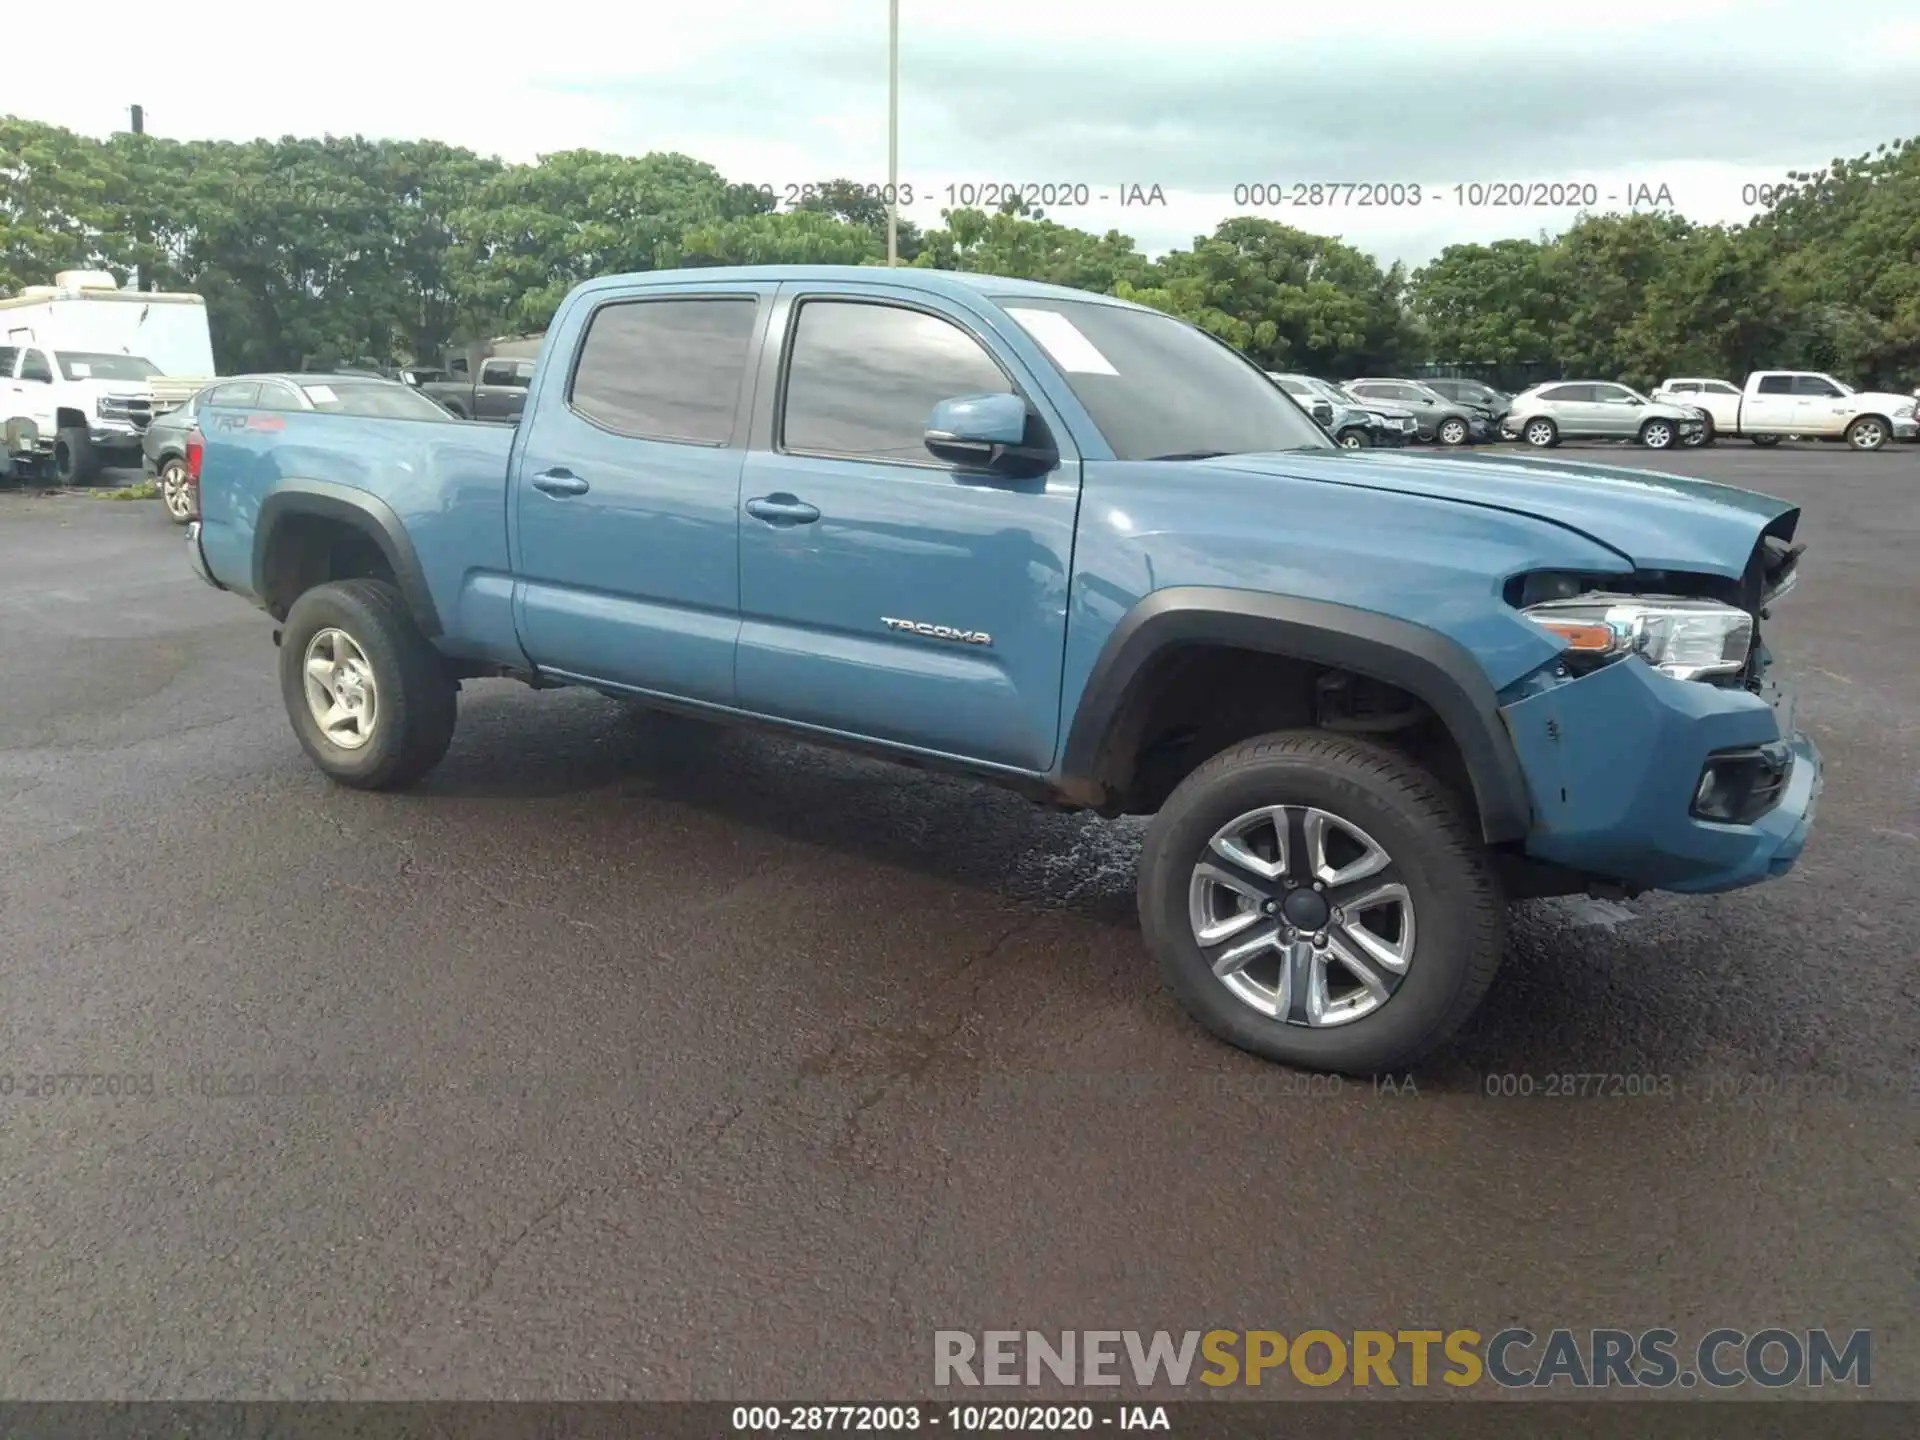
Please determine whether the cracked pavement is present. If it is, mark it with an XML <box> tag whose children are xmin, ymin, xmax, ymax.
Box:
<box><xmin>0</xmin><ymin>445</ymin><xmax>1916</xmax><ymax>1400</ymax></box>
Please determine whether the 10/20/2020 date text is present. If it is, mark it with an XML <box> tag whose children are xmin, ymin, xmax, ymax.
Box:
<box><xmin>740</xmin><ymin>182</ymin><xmax>1169</xmax><ymax>209</ymax></box>
<box><xmin>1231</xmin><ymin>181</ymin><xmax>1677</xmax><ymax>208</ymax></box>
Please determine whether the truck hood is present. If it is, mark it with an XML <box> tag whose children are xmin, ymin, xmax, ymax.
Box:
<box><xmin>1843</xmin><ymin>390</ymin><xmax>1915</xmax><ymax>410</ymax></box>
<box><xmin>1208</xmin><ymin>448</ymin><xmax>1797</xmax><ymax>576</ymax></box>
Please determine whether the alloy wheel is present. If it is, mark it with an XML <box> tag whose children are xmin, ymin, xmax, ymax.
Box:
<box><xmin>1850</xmin><ymin>419</ymin><xmax>1887</xmax><ymax>451</ymax></box>
<box><xmin>159</xmin><ymin>459</ymin><xmax>194</xmax><ymax>519</ymax></box>
<box><xmin>302</xmin><ymin>627</ymin><xmax>380</xmax><ymax>750</ymax></box>
<box><xmin>1524</xmin><ymin>419</ymin><xmax>1555</xmax><ymax>447</ymax></box>
<box><xmin>1643</xmin><ymin>421</ymin><xmax>1673</xmax><ymax>448</ymax></box>
<box><xmin>1188</xmin><ymin>804</ymin><xmax>1416</xmax><ymax>1029</ymax></box>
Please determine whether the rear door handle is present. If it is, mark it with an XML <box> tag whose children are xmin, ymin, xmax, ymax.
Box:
<box><xmin>532</xmin><ymin>469</ymin><xmax>589</xmax><ymax>497</ymax></box>
<box><xmin>745</xmin><ymin>495</ymin><xmax>821</xmax><ymax>524</ymax></box>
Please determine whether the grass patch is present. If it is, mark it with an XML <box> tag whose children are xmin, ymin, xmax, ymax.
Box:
<box><xmin>93</xmin><ymin>480</ymin><xmax>159</xmax><ymax>501</ymax></box>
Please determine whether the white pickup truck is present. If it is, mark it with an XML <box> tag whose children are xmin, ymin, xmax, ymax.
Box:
<box><xmin>1654</xmin><ymin>372</ymin><xmax>1918</xmax><ymax>451</ymax></box>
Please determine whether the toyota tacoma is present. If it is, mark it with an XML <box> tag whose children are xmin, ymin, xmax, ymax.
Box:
<box><xmin>183</xmin><ymin>266</ymin><xmax>1821</xmax><ymax>1073</ymax></box>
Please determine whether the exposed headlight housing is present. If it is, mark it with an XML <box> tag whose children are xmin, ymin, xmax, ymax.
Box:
<box><xmin>1523</xmin><ymin>595</ymin><xmax>1753</xmax><ymax>681</ymax></box>
<box><xmin>1896</xmin><ymin>402</ymin><xmax>1916</xmax><ymax>419</ymax></box>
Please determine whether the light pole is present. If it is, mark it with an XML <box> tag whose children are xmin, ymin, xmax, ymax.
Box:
<box><xmin>887</xmin><ymin>0</ymin><xmax>899</xmax><ymax>265</ymax></box>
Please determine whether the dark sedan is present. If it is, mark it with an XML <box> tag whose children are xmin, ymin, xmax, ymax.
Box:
<box><xmin>142</xmin><ymin>388</ymin><xmax>208</xmax><ymax>524</ymax></box>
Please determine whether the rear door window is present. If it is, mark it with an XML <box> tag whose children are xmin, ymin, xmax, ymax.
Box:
<box><xmin>569</xmin><ymin>296</ymin><xmax>761</xmax><ymax>444</ymax></box>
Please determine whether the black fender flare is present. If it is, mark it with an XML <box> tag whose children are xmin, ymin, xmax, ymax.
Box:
<box><xmin>253</xmin><ymin>481</ymin><xmax>443</xmax><ymax>637</ymax></box>
<box><xmin>1058</xmin><ymin>587</ymin><xmax>1533</xmax><ymax>843</ymax></box>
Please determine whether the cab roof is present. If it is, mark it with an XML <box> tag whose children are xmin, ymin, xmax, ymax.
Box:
<box><xmin>569</xmin><ymin>265</ymin><xmax>1155</xmax><ymax>311</ymax></box>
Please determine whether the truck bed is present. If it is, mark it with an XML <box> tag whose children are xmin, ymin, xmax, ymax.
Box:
<box><xmin>197</xmin><ymin>409</ymin><xmax>523</xmax><ymax>663</ymax></box>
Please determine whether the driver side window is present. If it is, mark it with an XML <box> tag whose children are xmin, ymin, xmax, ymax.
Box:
<box><xmin>780</xmin><ymin>299</ymin><xmax>1014</xmax><ymax>465</ymax></box>
<box><xmin>20</xmin><ymin>349</ymin><xmax>52</xmax><ymax>383</ymax></box>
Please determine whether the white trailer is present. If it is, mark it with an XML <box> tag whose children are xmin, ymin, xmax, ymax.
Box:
<box><xmin>2</xmin><ymin>271</ymin><xmax>218</xmax><ymax>482</ymax></box>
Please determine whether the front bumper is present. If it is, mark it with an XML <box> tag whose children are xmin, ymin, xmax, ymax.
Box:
<box><xmin>1892</xmin><ymin>416</ymin><xmax>1918</xmax><ymax>441</ymax></box>
<box><xmin>1501</xmin><ymin>656</ymin><xmax>1821</xmax><ymax>894</ymax></box>
<box><xmin>87</xmin><ymin>419</ymin><xmax>144</xmax><ymax>448</ymax></box>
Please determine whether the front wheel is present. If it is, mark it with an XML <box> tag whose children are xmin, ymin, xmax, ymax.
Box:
<box><xmin>1751</xmin><ymin>434</ymin><xmax>1782</xmax><ymax>447</ymax></box>
<box><xmin>1681</xmin><ymin>419</ymin><xmax>1714</xmax><ymax>447</ymax></box>
<box><xmin>1846</xmin><ymin>416</ymin><xmax>1889</xmax><ymax>451</ymax></box>
<box><xmin>1436</xmin><ymin>417</ymin><xmax>1470</xmax><ymax>447</ymax></box>
<box><xmin>278</xmin><ymin>578</ymin><xmax>458</xmax><ymax>790</ymax></box>
<box><xmin>1522</xmin><ymin>416</ymin><xmax>1558</xmax><ymax>448</ymax></box>
<box><xmin>51</xmin><ymin>427</ymin><xmax>99</xmax><ymax>485</ymax></box>
<box><xmin>1336</xmin><ymin>428</ymin><xmax>1369</xmax><ymax>450</ymax></box>
<box><xmin>1138</xmin><ymin>730</ymin><xmax>1505</xmax><ymax>1074</ymax></box>
<box><xmin>1639</xmin><ymin>418</ymin><xmax>1675</xmax><ymax>449</ymax></box>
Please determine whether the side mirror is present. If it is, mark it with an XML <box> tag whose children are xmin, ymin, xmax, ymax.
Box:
<box><xmin>925</xmin><ymin>393</ymin><xmax>1056</xmax><ymax>478</ymax></box>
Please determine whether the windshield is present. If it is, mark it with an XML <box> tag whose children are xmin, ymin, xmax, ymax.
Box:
<box><xmin>58</xmin><ymin>353</ymin><xmax>160</xmax><ymax>381</ymax></box>
<box><xmin>299</xmin><ymin>380</ymin><xmax>456</xmax><ymax>421</ymax></box>
<box><xmin>996</xmin><ymin>298</ymin><xmax>1331</xmax><ymax>460</ymax></box>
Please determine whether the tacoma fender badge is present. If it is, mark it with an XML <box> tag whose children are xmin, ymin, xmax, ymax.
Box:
<box><xmin>881</xmin><ymin>616</ymin><xmax>993</xmax><ymax>646</ymax></box>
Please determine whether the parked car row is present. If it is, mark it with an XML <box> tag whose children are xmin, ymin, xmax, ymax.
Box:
<box><xmin>1267</xmin><ymin>374</ymin><xmax>1483</xmax><ymax>449</ymax></box>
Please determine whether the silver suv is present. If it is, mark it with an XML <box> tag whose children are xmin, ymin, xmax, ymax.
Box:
<box><xmin>1503</xmin><ymin>381</ymin><xmax>1708</xmax><ymax>450</ymax></box>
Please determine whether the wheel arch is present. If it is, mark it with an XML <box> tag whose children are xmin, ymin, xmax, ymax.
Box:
<box><xmin>1058</xmin><ymin>588</ymin><xmax>1533</xmax><ymax>843</ymax></box>
<box><xmin>253</xmin><ymin>482</ymin><xmax>442</xmax><ymax>636</ymax></box>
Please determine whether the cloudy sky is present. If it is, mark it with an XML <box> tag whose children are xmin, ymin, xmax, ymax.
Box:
<box><xmin>19</xmin><ymin>0</ymin><xmax>1920</xmax><ymax>267</ymax></box>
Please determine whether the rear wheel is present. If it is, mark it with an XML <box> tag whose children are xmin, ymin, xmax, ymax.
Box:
<box><xmin>1751</xmin><ymin>434</ymin><xmax>1782</xmax><ymax>447</ymax></box>
<box><xmin>158</xmin><ymin>456</ymin><xmax>195</xmax><ymax>522</ymax></box>
<box><xmin>1138</xmin><ymin>730</ymin><xmax>1505</xmax><ymax>1074</ymax></box>
<box><xmin>278</xmin><ymin>579</ymin><xmax>458</xmax><ymax>790</ymax></box>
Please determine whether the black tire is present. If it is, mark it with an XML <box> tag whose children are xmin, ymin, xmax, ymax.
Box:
<box><xmin>1138</xmin><ymin>730</ymin><xmax>1505</xmax><ymax>1075</ymax></box>
<box><xmin>278</xmin><ymin>578</ymin><xmax>458</xmax><ymax>790</ymax></box>
<box><xmin>1436</xmin><ymin>416</ymin><xmax>1470</xmax><ymax>447</ymax></box>
<box><xmin>1751</xmin><ymin>434</ymin><xmax>1781</xmax><ymax>447</ymax></box>
<box><xmin>1682</xmin><ymin>419</ymin><xmax>1714</xmax><ymax>447</ymax></box>
<box><xmin>1638</xmin><ymin>417</ymin><xmax>1676</xmax><ymax>449</ymax></box>
<box><xmin>51</xmin><ymin>427</ymin><xmax>99</xmax><ymax>485</ymax></box>
<box><xmin>1845</xmin><ymin>415</ymin><xmax>1890</xmax><ymax>452</ymax></box>
<box><xmin>1336</xmin><ymin>427</ymin><xmax>1369</xmax><ymax>450</ymax></box>
<box><xmin>1521</xmin><ymin>416</ymin><xmax>1558</xmax><ymax>448</ymax></box>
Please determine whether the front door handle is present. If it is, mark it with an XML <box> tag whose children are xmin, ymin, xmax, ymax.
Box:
<box><xmin>745</xmin><ymin>494</ymin><xmax>821</xmax><ymax>524</ymax></box>
<box><xmin>532</xmin><ymin>469</ymin><xmax>589</xmax><ymax>497</ymax></box>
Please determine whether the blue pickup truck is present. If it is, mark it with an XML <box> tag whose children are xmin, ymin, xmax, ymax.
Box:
<box><xmin>183</xmin><ymin>265</ymin><xmax>1820</xmax><ymax>1073</ymax></box>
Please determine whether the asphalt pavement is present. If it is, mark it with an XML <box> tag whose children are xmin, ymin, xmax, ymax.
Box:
<box><xmin>0</xmin><ymin>442</ymin><xmax>1915</xmax><ymax>1401</ymax></box>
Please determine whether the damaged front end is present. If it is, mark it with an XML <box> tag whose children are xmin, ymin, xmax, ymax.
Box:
<box><xmin>1494</xmin><ymin>509</ymin><xmax>1822</xmax><ymax>895</ymax></box>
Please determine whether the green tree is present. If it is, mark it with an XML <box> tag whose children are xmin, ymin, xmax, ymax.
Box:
<box><xmin>911</xmin><ymin>206</ymin><xmax>1151</xmax><ymax>292</ymax></box>
<box><xmin>679</xmin><ymin>208</ymin><xmax>883</xmax><ymax>266</ymax></box>
<box><xmin>790</xmin><ymin>178</ymin><xmax>923</xmax><ymax>260</ymax></box>
<box><xmin>1408</xmin><ymin>238</ymin><xmax>1567</xmax><ymax>370</ymax></box>
<box><xmin>1122</xmin><ymin>217</ymin><xmax>1413</xmax><ymax>374</ymax></box>
<box><xmin>446</xmin><ymin>150</ymin><xmax>765</xmax><ymax>335</ymax></box>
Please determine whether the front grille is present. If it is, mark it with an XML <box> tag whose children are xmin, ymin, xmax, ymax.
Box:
<box><xmin>98</xmin><ymin>395</ymin><xmax>156</xmax><ymax>430</ymax></box>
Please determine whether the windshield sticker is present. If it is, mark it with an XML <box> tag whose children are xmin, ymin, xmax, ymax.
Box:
<box><xmin>69</xmin><ymin>362</ymin><xmax>91</xmax><ymax>376</ymax></box>
<box><xmin>1007</xmin><ymin>308</ymin><xmax>1119</xmax><ymax>375</ymax></box>
<box><xmin>302</xmin><ymin>384</ymin><xmax>338</xmax><ymax>404</ymax></box>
